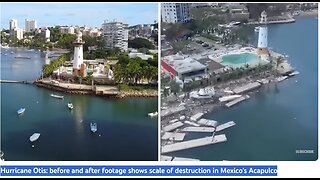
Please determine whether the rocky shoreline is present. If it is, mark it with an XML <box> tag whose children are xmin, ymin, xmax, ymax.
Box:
<box><xmin>116</xmin><ymin>91</ymin><xmax>158</xmax><ymax>98</ymax></box>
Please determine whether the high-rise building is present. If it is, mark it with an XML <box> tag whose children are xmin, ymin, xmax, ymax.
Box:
<box><xmin>25</xmin><ymin>19</ymin><xmax>37</xmax><ymax>32</ymax></box>
<box><xmin>9</xmin><ymin>19</ymin><xmax>18</xmax><ymax>31</ymax></box>
<box><xmin>40</xmin><ymin>27</ymin><xmax>50</xmax><ymax>42</ymax></box>
<box><xmin>102</xmin><ymin>20</ymin><xmax>129</xmax><ymax>51</ymax></box>
<box><xmin>161</xmin><ymin>3</ymin><xmax>191</xmax><ymax>23</ymax></box>
<box><xmin>13</xmin><ymin>28</ymin><xmax>24</xmax><ymax>40</ymax></box>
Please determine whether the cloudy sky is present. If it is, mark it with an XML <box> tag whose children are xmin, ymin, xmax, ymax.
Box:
<box><xmin>0</xmin><ymin>3</ymin><xmax>158</xmax><ymax>29</ymax></box>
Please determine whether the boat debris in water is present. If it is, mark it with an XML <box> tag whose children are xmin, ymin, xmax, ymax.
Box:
<box><xmin>51</xmin><ymin>94</ymin><xmax>64</xmax><ymax>99</ymax></box>
<box><xmin>0</xmin><ymin>151</ymin><xmax>4</xmax><ymax>161</ymax></box>
<box><xmin>277</xmin><ymin>76</ymin><xmax>288</xmax><ymax>82</ymax></box>
<box><xmin>90</xmin><ymin>122</ymin><xmax>97</xmax><ymax>133</ymax></box>
<box><xmin>30</xmin><ymin>133</ymin><xmax>41</xmax><ymax>142</ymax></box>
<box><xmin>289</xmin><ymin>71</ymin><xmax>300</xmax><ymax>76</ymax></box>
<box><xmin>17</xmin><ymin>108</ymin><xmax>26</xmax><ymax>115</ymax></box>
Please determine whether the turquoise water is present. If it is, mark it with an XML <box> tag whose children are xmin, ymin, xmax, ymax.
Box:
<box><xmin>1</xmin><ymin>48</ymin><xmax>158</xmax><ymax>161</ymax></box>
<box><xmin>168</xmin><ymin>17</ymin><xmax>318</xmax><ymax>161</ymax></box>
<box><xmin>221</xmin><ymin>53</ymin><xmax>259</xmax><ymax>65</ymax></box>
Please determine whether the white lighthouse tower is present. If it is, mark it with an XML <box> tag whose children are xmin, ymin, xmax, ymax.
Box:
<box><xmin>257</xmin><ymin>10</ymin><xmax>270</xmax><ymax>60</ymax></box>
<box><xmin>73</xmin><ymin>32</ymin><xmax>86</xmax><ymax>77</ymax></box>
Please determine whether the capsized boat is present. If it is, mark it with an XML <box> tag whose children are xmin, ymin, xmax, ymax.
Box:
<box><xmin>17</xmin><ymin>108</ymin><xmax>26</xmax><ymax>115</ymax></box>
<box><xmin>30</xmin><ymin>133</ymin><xmax>41</xmax><ymax>142</ymax></box>
<box><xmin>51</xmin><ymin>94</ymin><xmax>64</xmax><ymax>99</ymax></box>
<box><xmin>190</xmin><ymin>87</ymin><xmax>215</xmax><ymax>99</ymax></box>
<box><xmin>90</xmin><ymin>122</ymin><xmax>97</xmax><ymax>133</ymax></box>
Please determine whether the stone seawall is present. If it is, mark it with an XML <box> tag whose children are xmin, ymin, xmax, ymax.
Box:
<box><xmin>34</xmin><ymin>81</ymin><xmax>158</xmax><ymax>98</ymax></box>
<box><xmin>34</xmin><ymin>81</ymin><xmax>93</xmax><ymax>95</ymax></box>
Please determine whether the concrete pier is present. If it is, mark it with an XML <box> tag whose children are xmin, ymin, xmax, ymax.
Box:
<box><xmin>198</xmin><ymin>118</ymin><xmax>218</xmax><ymax>127</ymax></box>
<box><xmin>0</xmin><ymin>80</ymin><xmax>33</xmax><ymax>84</ymax></box>
<box><xmin>190</xmin><ymin>112</ymin><xmax>204</xmax><ymax>121</ymax></box>
<box><xmin>225</xmin><ymin>95</ymin><xmax>250</xmax><ymax>108</ymax></box>
<box><xmin>216</xmin><ymin>121</ymin><xmax>236</xmax><ymax>132</ymax></box>
<box><xmin>181</xmin><ymin>127</ymin><xmax>215</xmax><ymax>133</ymax></box>
<box><xmin>184</xmin><ymin>120</ymin><xmax>200</xmax><ymax>127</ymax></box>
<box><xmin>172</xmin><ymin>157</ymin><xmax>200</xmax><ymax>161</ymax></box>
<box><xmin>161</xmin><ymin>106</ymin><xmax>186</xmax><ymax>117</ymax></box>
<box><xmin>161</xmin><ymin>132</ymin><xmax>186</xmax><ymax>141</ymax></box>
<box><xmin>233</xmin><ymin>82</ymin><xmax>261</xmax><ymax>94</ymax></box>
<box><xmin>162</xmin><ymin>134</ymin><xmax>227</xmax><ymax>153</ymax></box>
<box><xmin>162</xmin><ymin>122</ymin><xmax>184</xmax><ymax>132</ymax></box>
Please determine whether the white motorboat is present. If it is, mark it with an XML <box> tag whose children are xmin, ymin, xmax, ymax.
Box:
<box><xmin>219</xmin><ymin>95</ymin><xmax>242</xmax><ymax>102</ymax></box>
<box><xmin>51</xmin><ymin>94</ymin><xmax>64</xmax><ymax>99</ymax></box>
<box><xmin>90</xmin><ymin>122</ymin><xmax>97</xmax><ymax>133</ymax></box>
<box><xmin>17</xmin><ymin>108</ymin><xmax>26</xmax><ymax>115</ymax></box>
<box><xmin>254</xmin><ymin>26</ymin><xmax>260</xmax><ymax>32</ymax></box>
<box><xmin>148</xmin><ymin>111</ymin><xmax>158</xmax><ymax>117</ymax></box>
<box><xmin>30</xmin><ymin>133</ymin><xmax>41</xmax><ymax>142</ymax></box>
<box><xmin>190</xmin><ymin>87</ymin><xmax>215</xmax><ymax>99</ymax></box>
<box><xmin>67</xmin><ymin>102</ymin><xmax>73</xmax><ymax>110</ymax></box>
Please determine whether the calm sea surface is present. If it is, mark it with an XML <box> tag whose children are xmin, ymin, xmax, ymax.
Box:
<box><xmin>1</xmin><ymin>48</ymin><xmax>158</xmax><ymax>161</ymax></box>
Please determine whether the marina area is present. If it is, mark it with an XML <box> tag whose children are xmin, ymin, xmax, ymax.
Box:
<box><xmin>160</xmin><ymin>16</ymin><xmax>317</xmax><ymax>160</ymax></box>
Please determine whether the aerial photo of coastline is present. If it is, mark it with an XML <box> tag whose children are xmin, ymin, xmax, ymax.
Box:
<box><xmin>1</xmin><ymin>3</ymin><xmax>159</xmax><ymax>161</ymax></box>
<box><xmin>160</xmin><ymin>3</ymin><xmax>318</xmax><ymax>161</ymax></box>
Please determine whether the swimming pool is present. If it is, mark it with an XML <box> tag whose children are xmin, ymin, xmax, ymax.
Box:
<box><xmin>221</xmin><ymin>53</ymin><xmax>260</xmax><ymax>67</ymax></box>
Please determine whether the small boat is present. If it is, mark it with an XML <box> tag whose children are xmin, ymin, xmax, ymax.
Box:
<box><xmin>289</xmin><ymin>71</ymin><xmax>300</xmax><ymax>76</ymax></box>
<box><xmin>277</xmin><ymin>76</ymin><xmax>288</xmax><ymax>82</ymax></box>
<box><xmin>254</xmin><ymin>26</ymin><xmax>260</xmax><ymax>32</ymax></box>
<box><xmin>17</xmin><ymin>108</ymin><xmax>26</xmax><ymax>115</ymax></box>
<box><xmin>67</xmin><ymin>102</ymin><xmax>73</xmax><ymax>110</ymax></box>
<box><xmin>90</xmin><ymin>122</ymin><xmax>97</xmax><ymax>133</ymax></box>
<box><xmin>29</xmin><ymin>133</ymin><xmax>41</xmax><ymax>142</ymax></box>
<box><xmin>50</xmin><ymin>94</ymin><xmax>64</xmax><ymax>99</ymax></box>
<box><xmin>148</xmin><ymin>111</ymin><xmax>158</xmax><ymax>117</ymax></box>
